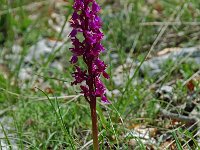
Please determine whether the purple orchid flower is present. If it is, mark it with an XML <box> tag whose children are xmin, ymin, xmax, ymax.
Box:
<box><xmin>69</xmin><ymin>1</ymin><xmax>109</xmax><ymax>149</ymax></box>
<box><xmin>69</xmin><ymin>0</ymin><xmax>109</xmax><ymax>104</ymax></box>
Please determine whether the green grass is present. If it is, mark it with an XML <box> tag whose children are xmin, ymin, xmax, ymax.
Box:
<box><xmin>0</xmin><ymin>0</ymin><xmax>200</xmax><ymax>149</ymax></box>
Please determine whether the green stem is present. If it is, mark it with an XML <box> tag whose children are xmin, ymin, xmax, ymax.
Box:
<box><xmin>90</xmin><ymin>100</ymin><xmax>99</xmax><ymax>150</ymax></box>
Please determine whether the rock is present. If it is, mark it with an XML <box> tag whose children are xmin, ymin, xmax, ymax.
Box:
<box><xmin>25</xmin><ymin>39</ymin><xmax>63</xmax><ymax>63</ymax></box>
<box><xmin>112</xmin><ymin>47</ymin><xmax>200</xmax><ymax>86</ymax></box>
<box><xmin>156</xmin><ymin>85</ymin><xmax>174</xmax><ymax>102</ymax></box>
<box><xmin>106</xmin><ymin>89</ymin><xmax>121</xmax><ymax>98</ymax></box>
<box><xmin>0</xmin><ymin>117</ymin><xmax>17</xmax><ymax>150</ymax></box>
<box><xmin>12</xmin><ymin>44</ymin><xmax>22</xmax><ymax>54</ymax></box>
<box><xmin>16</xmin><ymin>38</ymin><xmax>65</xmax><ymax>86</ymax></box>
<box><xmin>18</xmin><ymin>67</ymin><xmax>32</xmax><ymax>81</ymax></box>
<box><xmin>110</xmin><ymin>53</ymin><xmax>119</xmax><ymax>64</ymax></box>
<box><xmin>140</xmin><ymin>46</ymin><xmax>200</xmax><ymax>77</ymax></box>
<box><xmin>48</xmin><ymin>12</ymin><xmax>71</xmax><ymax>37</ymax></box>
<box><xmin>50</xmin><ymin>61</ymin><xmax>64</xmax><ymax>71</ymax></box>
<box><xmin>125</xmin><ymin>125</ymin><xmax>157</xmax><ymax>147</ymax></box>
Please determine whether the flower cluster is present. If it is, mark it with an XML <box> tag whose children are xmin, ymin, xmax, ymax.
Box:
<box><xmin>69</xmin><ymin>0</ymin><xmax>109</xmax><ymax>103</ymax></box>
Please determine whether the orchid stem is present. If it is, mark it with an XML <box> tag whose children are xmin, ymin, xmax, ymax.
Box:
<box><xmin>90</xmin><ymin>99</ymin><xmax>99</xmax><ymax>150</ymax></box>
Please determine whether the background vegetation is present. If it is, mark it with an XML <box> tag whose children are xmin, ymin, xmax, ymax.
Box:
<box><xmin>0</xmin><ymin>0</ymin><xmax>200</xmax><ymax>149</ymax></box>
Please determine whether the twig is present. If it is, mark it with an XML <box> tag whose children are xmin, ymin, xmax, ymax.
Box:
<box><xmin>145</xmin><ymin>4</ymin><xmax>183</xmax><ymax>59</ymax></box>
<box><xmin>80</xmin><ymin>131</ymin><xmax>103</xmax><ymax>150</ymax></box>
<box><xmin>83</xmin><ymin>131</ymin><xmax>90</xmax><ymax>145</ymax></box>
<box><xmin>157</xmin><ymin>104</ymin><xmax>197</xmax><ymax>123</ymax></box>
<box><xmin>31</xmin><ymin>94</ymin><xmax>83</xmax><ymax>101</ymax></box>
<box><xmin>80</xmin><ymin>139</ymin><xmax>93</xmax><ymax>150</ymax></box>
<box><xmin>0</xmin><ymin>1</ymin><xmax>49</xmax><ymax>16</ymax></box>
<box><xmin>0</xmin><ymin>88</ymin><xmax>20</xmax><ymax>97</ymax></box>
<box><xmin>182</xmin><ymin>70</ymin><xmax>200</xmax><ymax>86</ymax></box>
<box><xmin>182</xmin><ymin>126</ymin><xmax>200</xmax><ymax>148</ymax></box>
<box><xmin>0</xmin><ymin>87</ymin><xmax>83</xmax><ymax>101</ymax></box>
<box><xmin>33</xmin><ymin>73</ymin><xmax>69</xmax><ymax>83</ymax></box>
<box><xmin>164</xmin><ymin>120</ymin><xmax>200</xmax><ymax>150</ymax></box>
<box><xmin>0</xmin><ymin>105</ymin><xmax>16</xmax><ymax>117</ymax></box>
<box><xmin>149</xmin><ymin>47</ymin><xmax>199</xmax><ymax>89</ymax></box>
<box><xmin>121</xmin><ymin>5</ymin><xmax>179</xmax><ymax>96</ymax></box>
<box><xmin>140</xmin><ymin>21</ymin><xmax>200</xmax><ymax>26</ymax></box>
